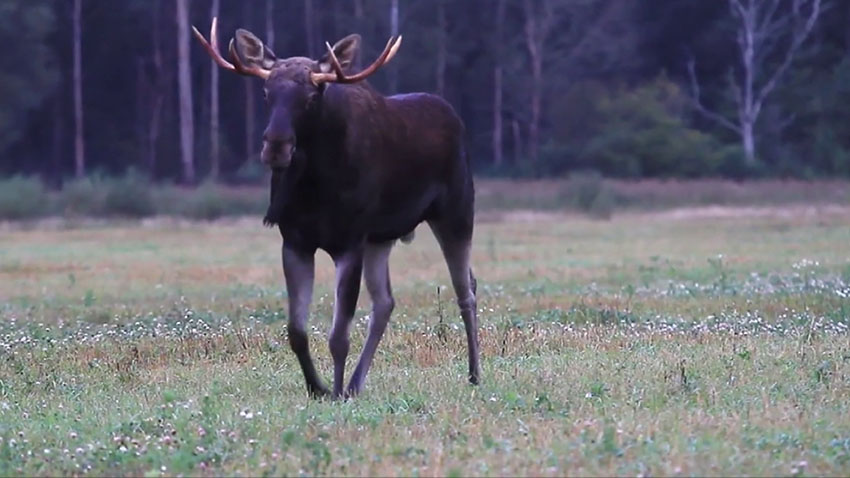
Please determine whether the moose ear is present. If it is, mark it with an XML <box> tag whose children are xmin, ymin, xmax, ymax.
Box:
<box><xmin>234</xmin><ymin>29</ymin><xmax>277</xmax><ymax>70</ymax></box>
<box><xmin>317</xmin><ymin>34</ymin><xmax>361</xmax><ymax>73</ymax></box>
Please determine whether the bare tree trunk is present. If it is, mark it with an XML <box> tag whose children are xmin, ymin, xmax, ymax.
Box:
<box><xmin>52</xmin><ymin>96</ymin><xmax>65</xmax><ymax>187</ymax></box>
<box><xmin>492</xmin><ymin>0</ymin><xmax>506</xmax><ymax>166</ymax></box>
<box><xmin>512</xmin><ymin>117</ymin><xmax>522</xmax><ymax>164</ymax></box>
<box><xmin>210</xmin><ymin>0</ymin><xmax>221</xmax><ymax>180</ymax></box>
<box><xmin>244</xmin><ymin>2</ymin><xmax>256</xmax><ymax>166</ymax></box>
<box><xmin>176</xmin><ymin>0</ymin><xmax>195</xmax><ymax>184</ymax></box>
<box><xmin>245</xmin><ymin>79</ymin><xmax>255</xmax><ymax>162</ymax></box>
<box><xmin>846</xmin><ymin>2</ymin><xmax>850</xmax><ymax>56</ymax></box>
<box><xmin>435</xmin><ymin>0</ymin><xmax>447</xmax><ymax>96</ymax></box>
<box><xmin>742</xmin><ymin>121</ymin><xmax>755</xmax><ymax>162</ymax></box>
<box><xmin>304</xmin><ymin>0</ymin><xmax>316</xmax><ymax>57</ymax></box>
<box><xmin>388</xmin><ymin>0</ymin><xmax>399</xmax><ymax>93</ymax></box>
<box><xmin>146</xmin><ymin>0</ymin><xmax>165</xmax><ymax>176</ymax></box>
<box><xmin>135</xmin><ymin>58</ymin><xmax>146</xmax><ymax>166</ymax></box>
<box><xmin>265</xmin><ymin>0</ymin><xmax>274</xmax><ymax>48</ymax></box>
<box><xmin>72</xmin><ymin>0</ymin><xmax>85</xmax><ymax>178</ymax></box>
<box><xmin>148</xmin><ymin>84</ymin><xmax>165</xmax><ymax>175</ymax></box>
<box><xmin>522</xmin><ymin>0</ymin><xmax>553</xmax><ymax>163</ymax></box>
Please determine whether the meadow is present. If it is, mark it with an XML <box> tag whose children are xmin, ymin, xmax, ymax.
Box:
<box><xmin>1</xmin><ymin>201</ymin><xmax>849</xmax><ymax>476</ymax></box>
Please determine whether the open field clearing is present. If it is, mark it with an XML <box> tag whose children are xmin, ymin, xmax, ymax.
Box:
<box><xmin>1</xmin><ymin>207</ymin><xmax>850</xmax><ymax>476</ymax></box>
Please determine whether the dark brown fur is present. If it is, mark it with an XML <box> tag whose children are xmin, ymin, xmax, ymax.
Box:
<box><xmin>264</xmin><ymin>84</ymin><xmax>474</xmax><ymax>255</ymax></box>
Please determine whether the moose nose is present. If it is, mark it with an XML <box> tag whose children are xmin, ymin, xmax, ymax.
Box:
<box><xmin>261</xmin><ymin>134</ymin><xmax>296</xmax><ymax>169</ymax></box>
<box><xmin>263</xmin><ymin>131</ymin><xmax>294</xmax><ymax>144</ymax></box>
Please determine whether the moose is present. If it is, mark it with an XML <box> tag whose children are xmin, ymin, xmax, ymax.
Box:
<box><xmin>193</xmin><ymin>19</ymin><xmax>480</xmax><ymax>398</ymax></box>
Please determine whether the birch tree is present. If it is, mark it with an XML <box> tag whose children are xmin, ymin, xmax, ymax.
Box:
<box><xmin>244</xmin><ymin>1</ymin><xmax>256</xmax><ymax>166</ymax></box>
<box><xmin>688</xmin><ymin>0</ymin><xmax>823</xmax><ymax>165</ymax></box>
<box><xmin>435</xmin><ymin>0</ymin><xmax>447</xmax><ymax>97</ymax></box>
<box><xmin>388</xmin><ymin>0</ymin><xmax>400</xmax><ymax>93</ymax></box>
<box><xmin>492</xmin><ymin>0</ymin><xmax>507</xmax><ymax>166</ymax></box>
<box><xmin>176</xmin><ymin>0</ymin><xmax>195</xmax><ymax>184</ymax></box>
<box><xmin>73</xmin><ymin>0</ymin><xmax>85</xmax><ymax>177</ymax></box>
<box><xmin>209</xmin><ymin>0</ymin><xmax>221</xmax><ymax>180</ymax></box>
<box><xmin>304</xmin><ymin>0</ymin><xmax>316</xmax><ymax>57</ymax></box>
<box><xmin>522</xmin><ymin>0</ymin><xmax>554</xmax><ymax>162</ymax></box>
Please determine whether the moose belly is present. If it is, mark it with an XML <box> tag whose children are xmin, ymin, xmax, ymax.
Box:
<box><xmin>364</xmin><ymin>184</ymin><xmax>442</xmax><ymax>243</ymax></box>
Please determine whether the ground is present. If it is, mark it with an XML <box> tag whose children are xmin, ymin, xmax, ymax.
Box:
<box><xmin>1</xmin><ymin>206</ymin><xmax>849</xmax><ymax>476</ymax></box>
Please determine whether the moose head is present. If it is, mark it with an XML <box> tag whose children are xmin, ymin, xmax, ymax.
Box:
<box><xmin>192</xmin><ymin>18</ymin><xmax>401</xmax><ymax>169</ymax></box>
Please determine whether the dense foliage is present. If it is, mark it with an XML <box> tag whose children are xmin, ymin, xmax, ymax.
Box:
<box><xmin>2</xmin><ymin>0</ymin><xmax>850</xmax><ymax>182</ymax></box>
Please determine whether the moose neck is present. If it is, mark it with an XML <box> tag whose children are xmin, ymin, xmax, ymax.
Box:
<box><xmin>296</xmin><ymin>82</ymin><xmax>384</xmax><ymax>171</ymax></box>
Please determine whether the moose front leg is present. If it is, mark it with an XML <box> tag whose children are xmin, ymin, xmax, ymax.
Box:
<box><xmin>282</xmin><ymin>243</ymin><xmax>329</xmax><ymax>398</ymax></box>
<box><xmin>328</xmin><ymin>249</ymin><xmax>363</xmax><ymax>398</ymax></box>
<box><xmin>347</xmin><ymin>241</ymin><xmax>395</xmax><ymax>397</ymax></box>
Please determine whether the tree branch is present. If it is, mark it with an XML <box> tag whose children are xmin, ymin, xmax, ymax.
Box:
<box><xmin>753</xmin><ymin>0</ymin><xmax>821</xmax><ymax>111</ymax></box>
<box><xmin>687</xmin><ymin>58</ymin><xmax>742</xmax><ymax>133</ymax></box>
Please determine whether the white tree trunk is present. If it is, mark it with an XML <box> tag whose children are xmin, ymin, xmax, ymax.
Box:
<box><xmin>493</xmin><ymin>66</ymin><xmax>503</xmax><ymax>166</ymax></box>
<box><xmin>435</xmin><ymin>0</ymin><xmax>446</xmax><ymax>97</ymax></box>
<box><xmin>210</xmin><ymin>0</ymin><xmax>221</xmax><ymax>180</ymax></box>
<box><xmin>742</xmin><ymin>120</ymin><xmax>755</xmax><ymax>164</ymax></box>
<box><xmin>492</xmin><ymin>0</ymin><xmax>506</xmax><ymax>166</ymax></box>
<box><xmin>72</xmin><ymin>0</ymin><xmax>85</xmax><ymax>178</ymax></box>
<box><xmin>523</xmin><ymin>0</ymin><xmax>551</xmax><ymax>163</ymax></box>
<box><xmin>265</xmin><ymin>0</ymin><xmax>274</xmax><ymax>48</ymax></box>
<box><xmin>146</xmin><ymin>0</ymin><xmax>165</xmax><ymax>174</ymax></box>
<box><xmin>512</xmin><ymin>118</ymin><xmax>522</xmax><ymax>164</ymax></box>
<box><xmin>304</xmin><ymin>0</ymin><xmax>316</xmax><ymax>57</ymax></box>
<box><xmin>244</xmin><ymin>2</ymin><xmax>256</xmax><ymax>165</ymax></box>
<box><xmin>245</xmin><ymin>78</ymin><xmax>255</xmax><ymax>162</ymax></box>
<box><xmin>176</xmin><ymin>0</ymin><xmax>195</xmax><ymax>184</ymax></box>
<box><xmin>389</xmin><ymin>0</ymin><xmax>400</xmax><ymax>93</ymax></box>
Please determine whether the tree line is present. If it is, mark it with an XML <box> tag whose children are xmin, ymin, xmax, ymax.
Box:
<box><xmin>3</xmin><ymin>0</ymin><xmax>850</xmax><ymax>185</ymax></box>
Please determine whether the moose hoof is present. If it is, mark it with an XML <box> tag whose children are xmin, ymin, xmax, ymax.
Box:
<box><xmin>307</xmin><ymin>383</ymin><xmax>331</xmax><ymax>399</ymax></box>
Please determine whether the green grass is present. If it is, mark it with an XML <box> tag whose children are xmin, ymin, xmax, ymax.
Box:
<box><xmin>1</xmin><ymin>207</ymin><xmax>850</xmax><ymax>476</ymax></box>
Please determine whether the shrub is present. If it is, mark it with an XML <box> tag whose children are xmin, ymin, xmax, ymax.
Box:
<box><xmin>181</xmin><ymin>182</ymin><xmax>231</xmax><ymax>220</ymax></box>
<box><xmin>582</xmin><ymin>76</ymin><xmax>742</xmax><ymax>178</ymax></box>
<box><xmin>233</xmin><ymin>160</ymin><xmax>266</xmax><ymax>185</ymax></box>
<box><xmin>101</xmin><ymin>170</ymin><xmax>155</xmax><ymax>218</ymax></box>
<box><xmin>544</xmin><ymin>76</ymin><xmax>745</xmax><ymax>178</ymax></box>
<box><xmin>156</xmin><ymin>181</ymin><xmax>265</xmax><ymax>220</ymax></box>
<box><xmin>59</xmin><ymin>176</ymin><xmax>106</xmax><ymax>216</ymax></box>
<box><xmin>0</xmin><ymin>176</ymin><xmax>49</xmax><ymax>220</ymax></box>
<box><xmin>559</xmin><ymin>170</ymin><xmax>615</xmax><ymax>219</ymax></box>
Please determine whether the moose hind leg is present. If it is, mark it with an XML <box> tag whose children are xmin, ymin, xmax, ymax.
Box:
<box><xmin>282</xmin><ymin>244</ymin><xmax>329</xmax><ymax>398</ymax></box>
<box><xmin>328</xmin><ymin>250</ymin><xmax>363</xmax><ymax>398</ymax></box>
<box><xmin>429</xmin><ymin>222</ymin><xmax>481</xmax><ymax>385</ymax></box>
<box><xmin>347</xmin><ymin>241</ymin><xmax>395</xmax><ymax>397</ymax></box>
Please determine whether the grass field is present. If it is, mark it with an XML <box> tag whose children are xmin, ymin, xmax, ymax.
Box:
<box><xmin>1</xmin><ymin>205</ymin><xmax>850</xmax><ymax>476</ymax></box>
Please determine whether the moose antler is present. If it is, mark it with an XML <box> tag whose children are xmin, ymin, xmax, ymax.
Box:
<box><xmin>191</xmin><ymin>17</ymin><xmax>270</xmax><ymax>80</ymax></box>
<box><xmin>310</xmin><ymin>35</ymin><xmax>403</xmax><ymax>86</ymax></box>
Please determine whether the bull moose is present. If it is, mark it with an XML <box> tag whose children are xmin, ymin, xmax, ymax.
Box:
<box><xmin>193</xmin><ymin>19</ymin><xmax>479</xmax><ymax>398</ymax></box>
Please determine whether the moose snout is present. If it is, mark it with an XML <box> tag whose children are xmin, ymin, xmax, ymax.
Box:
<box><xmin>261</xmin><ymin>133</ymin><xmax>296</xmax><ymax>169</ymax></box>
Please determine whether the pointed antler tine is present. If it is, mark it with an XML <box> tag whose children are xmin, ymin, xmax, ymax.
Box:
<box><xmin>325</xmin><ymin>41</ymin><xmax>347</xmax><ymax>78</ymax></box>
<box><xmin>193</xmin><ymin>17</ymin><xmax>268</xmax><ymax>79</ymax></box>
<box><xmin>228</xmin><ymin>38</ymin><xmax>241</xmax><ymax>69</ymax></box>
<box><xmin>386</xmin><ymin>35</ymin><xmax>402</xmax><ymax>63</ymax></box>
<box><xmin>315</xmin><ymin>33</ymin><xmax>403</xmax><ymax>84</ymax></box>
<box><xmin>210</xmin><ymin>17</ymin><xmax>218</xmax><ymax>48</ymax></box>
